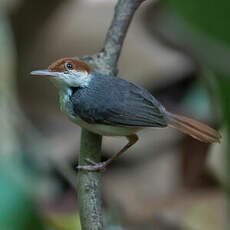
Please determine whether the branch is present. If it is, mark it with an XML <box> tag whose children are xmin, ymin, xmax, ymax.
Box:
<box><xmin>103</xmin><ymin>0</ymin><xmax>147</xmax><ymax>74</ymax></box>
<box><xmin>81</xmin><ymin>0</ymin><xmax>146</xmax><ymax>76</ymax></box>
<box><xmin>77</xmin><ymin>0</ymin><xmax>146</xmax><ymax>229</ymax></box>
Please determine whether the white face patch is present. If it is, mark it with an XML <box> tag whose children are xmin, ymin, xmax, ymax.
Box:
<box><xmin>66</xmin><ymin>70</ymin><xmax>91</xmax><ymax>87</ymax></box>
<box><xmin>51</xmin><ymin>70</ymin><xmax>91</xmax><ymax>89</ymax></box>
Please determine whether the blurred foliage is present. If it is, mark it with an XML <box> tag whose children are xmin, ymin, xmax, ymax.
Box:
<box><xmin>166</xmin><ymin>0</ymin><xmax>230</xmax><ymax>43</ymax></box>
<box><xmin>215</xmin><ymin>73</ymin><xmax>230</xmax><ymax>193</ymax></box>
<box><xmin>0</xmin><ymin>160</ymin><xmax>44</xmax><ymax>230</ymax></box>
<box><xmin>164</xmin><ymin>0</ymin><xmax>230</xmax><ymax>159</ymax></box>
<box><xmin>0</xmin><ymin>9</ymin><xmax>45</xmax><ymax>230</ymax></box>
<box><xmin>182</xmin><ymin>81</ymin><xmax>211</xmax><ymax>118</ymax></box>
<box><xmin>45</xmin><ymin>213</ymin><xmax>81</xmax><ymax>230</ymax></box>
<box><xmin>164</xmin><ymin>0</ymin><xmax>230</xmax><ymax>215</ymax></box>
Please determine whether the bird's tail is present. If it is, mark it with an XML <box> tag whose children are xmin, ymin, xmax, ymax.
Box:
<box><xmin>167</xmin><ymin>112</ymin><xmax>221</xmax><ymax>143</ymax></box>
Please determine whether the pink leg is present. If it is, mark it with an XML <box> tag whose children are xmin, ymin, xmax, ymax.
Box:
<box><xmin>77</xmin><ymin>134</ymin><xmax>139</xmax><ymax>171</ymax></box>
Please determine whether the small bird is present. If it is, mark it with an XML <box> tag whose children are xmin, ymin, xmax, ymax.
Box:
<box><xmin>30</xmin><ymin>57</ymin><xmax>221</xmax><ymax>171</ymax></box>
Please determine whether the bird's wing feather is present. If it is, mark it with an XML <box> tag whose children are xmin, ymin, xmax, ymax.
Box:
<box><xmin>70</xmin><ymin>72</ymin><xmax>167</xmax><ymax>127</ymax></box>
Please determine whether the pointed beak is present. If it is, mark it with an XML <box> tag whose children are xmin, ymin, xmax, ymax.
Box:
<box><xmin>30</xmin><ymin>69</ymin><xmax>58</xmax><ymax>77</ymax></box>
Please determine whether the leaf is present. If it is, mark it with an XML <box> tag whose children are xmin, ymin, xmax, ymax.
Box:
<box><xmin>165</xmin><ymin>0</ymin><xmax>230</xmax><ymax>44</ymax></box>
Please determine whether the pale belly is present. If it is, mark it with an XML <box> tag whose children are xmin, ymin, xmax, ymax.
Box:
<box><xmin>69</xmin><ymin>115</ymin><xmax>142</xmax><ymax>136</ymax></box>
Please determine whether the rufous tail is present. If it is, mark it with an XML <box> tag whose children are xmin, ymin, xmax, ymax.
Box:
<box><xmin>167</xmin><ymin>113</ymin><xmax>221</xmax><ymax>143</ymax></box>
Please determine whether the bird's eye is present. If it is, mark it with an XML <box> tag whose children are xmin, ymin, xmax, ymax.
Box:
<box><xmin>65</xmin><ymin>62</ymin><xmax>73</xmax><ymax>70</ymax></box>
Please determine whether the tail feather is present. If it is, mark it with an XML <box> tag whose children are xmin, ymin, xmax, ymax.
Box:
<box><xmin>168</xmin><ymin>113</ymin><xmax>221</xmax><ymax>143</ymax></box>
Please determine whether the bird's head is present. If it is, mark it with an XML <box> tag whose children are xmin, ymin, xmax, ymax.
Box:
<box><xmin>30</xmin><ymin>58</ymin><xmax>92</xmax><ymax>88</ymax></box>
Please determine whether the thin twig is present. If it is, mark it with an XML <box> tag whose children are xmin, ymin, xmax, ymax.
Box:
<box><xmin>77</xmin><ymin>0</ymin><xmax>146</xmax><ymax>229</ymax></box>
<box><xmin>103</xmin><ymin>0</ymin><xmax>147</xmax><ymax>74</ymax></box>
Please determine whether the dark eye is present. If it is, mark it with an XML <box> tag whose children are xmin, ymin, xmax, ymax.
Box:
<box><xmin>66</xmin><ymin>62</ymin><xmax>73</xmax><ymax>70</ymax></box>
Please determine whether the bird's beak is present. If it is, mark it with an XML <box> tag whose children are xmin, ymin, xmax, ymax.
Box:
<box><xmin>30</xmin><ymin>69</ymin><xmax>59</xmax><ymax>77</ymax></box>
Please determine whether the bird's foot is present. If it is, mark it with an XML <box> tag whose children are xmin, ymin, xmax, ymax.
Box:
<box><xmin>77</xmin><ymin>158</ymin><xmax>107</xmax><ymax>172</ymax></box>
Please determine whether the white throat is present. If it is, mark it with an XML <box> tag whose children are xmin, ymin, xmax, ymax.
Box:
<box><xmin>50</xmin><ymin>70</ymin><xmax>91</xmax><ymax>90</ymax></box>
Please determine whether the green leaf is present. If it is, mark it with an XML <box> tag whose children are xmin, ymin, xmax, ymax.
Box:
<box><xmin>165</xmin><ymin>0</ymin><xmax>230</xmax><ymax>44</ymax></box>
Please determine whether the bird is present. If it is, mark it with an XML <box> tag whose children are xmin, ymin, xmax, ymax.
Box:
<box><xmin>30</xmin><ymin>57</ymin><xmax>221</xmax><ymax>171</ymax></box>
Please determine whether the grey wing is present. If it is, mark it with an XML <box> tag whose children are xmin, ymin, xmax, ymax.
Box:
<box><xmin>71</xmin><ymin>74</ymin><xmax>168</xmax><ymax>127</ymax></box>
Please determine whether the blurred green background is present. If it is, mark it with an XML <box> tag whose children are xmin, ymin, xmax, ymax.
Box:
<box><xmin>0</xmin><ymin>0</ymin><xmax>229</xmax><ymax>229</ymax></box>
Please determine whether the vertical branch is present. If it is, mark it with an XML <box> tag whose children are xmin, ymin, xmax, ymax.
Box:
<box><xmin>77</xmin><ymin>130</ymin><xmax>103</xmax><ymax>230</ymax></box>
<box><xmin>77</xmin><ymin>0</ymin><xmax>146</xmax><ymax>230</ymax></box>
<box><xmin>103</xmin><ymin>0</ymin><xmax>147</xmax><ymax>74</ymax></box>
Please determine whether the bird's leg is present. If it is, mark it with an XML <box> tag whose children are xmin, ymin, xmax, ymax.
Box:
<box><xmin>77</xmin><ymin>134</ymin><xmax>138</xmax><ymax>171</ymax></box>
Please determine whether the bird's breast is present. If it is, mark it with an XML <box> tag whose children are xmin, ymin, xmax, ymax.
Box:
<box><xmin>59</xmin><ymin>88</ymin><xmax>75</xmax><ymax>117</ymax></box>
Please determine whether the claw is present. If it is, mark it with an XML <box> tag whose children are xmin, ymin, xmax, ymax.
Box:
<box><xmin>77</xmin><ymin>134</ymin><xmax>138</xmax><ymax>172</ymax></box>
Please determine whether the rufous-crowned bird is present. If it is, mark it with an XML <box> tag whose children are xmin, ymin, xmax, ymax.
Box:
<box><xmin>31</xmin><ymin>58</ymin><xmax>221</xmax><ymax>171</ymax></box>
